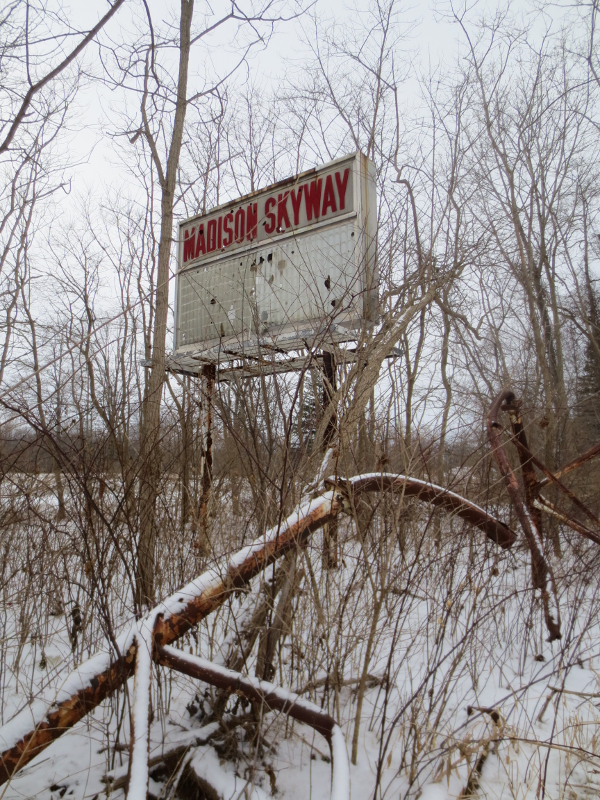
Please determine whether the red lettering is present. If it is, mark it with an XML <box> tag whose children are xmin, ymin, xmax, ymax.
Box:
<box><xmin>335</xmin><ymin>168</ymin><xmax>350</xmax><ymax>210</ymax></box>
<box><xmin>217</xmin><ymin>215</ymin><xmax>223</xmax><ymax>249</ymax></box>
<box><xmin>195</xmin><ymin>224</ymin><xmax>206</xmax><ymax>257</ymax></box>
<box><xmin>322</xmin><ymin>175</ymin><xmax>337</xmax><ymax>215</ymax></box>
<box><xmin>207</xmin><ymin>219</ymin><xmax>217</xmax><ymax>252</ymax></box>
<box><xmin>246</xmin><ymin>203</ymin><xmax>257</xmax><ymax>241</ymax></box>
<box><xmin>234</xmin><ymin>208</ymin><xmax>245</xmax><ymax>242</ymax></box>
<box><xmin>304</xmin><ymin>179</ymin><xmax>322</xmax><ymax>221</ymax></box>
<box><xmin>223</xmin><ymin>213</ymin><xmax>233</xmax><ymax>247</ymax></box>
<box><xmin>277</xmin><ymin>192</ymin><xmax>291</xmax><ymax>231</ymax></box>
<box><xmin>290</xmin><ymin>186</ymin><xmax>303</xmax><ymax>225</ymax></box>
<box><xmin>264</xmin><ymin>196</ymin><xmax>276</xmax><ymax>234</ymax></box>
<box><xmin>183</xmin><ymin>227</ymin><xmax>195</xmax><ymax>263</ymax></box>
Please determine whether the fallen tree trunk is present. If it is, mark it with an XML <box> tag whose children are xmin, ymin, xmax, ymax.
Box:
<box><xmin>0</xmin><ymin>476</ymin><xmax>516</xmax><ymax>785</ymax></box>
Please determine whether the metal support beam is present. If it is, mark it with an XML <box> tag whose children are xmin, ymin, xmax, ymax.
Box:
<box><xmin>322</xmin><ymin>351</ymin><xmax>337</xmax><ymax>450</ymax></box>
<box><xmin>197</xmin><ymin>363</ymin><xmax>215</xmax><ymax>554</ymax></box>
<box><xmin>321</xmin><ymin>351</ymin><xmax>339</xmax><ymax>567</ymax></box>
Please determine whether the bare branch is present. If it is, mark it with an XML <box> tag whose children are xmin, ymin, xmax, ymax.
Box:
<box><xmin>0</xmin><ymin>0</ymin><xmax>127</xmax><ymax>154</ymax></box>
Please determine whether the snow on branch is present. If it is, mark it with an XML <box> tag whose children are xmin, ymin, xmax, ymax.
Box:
<box><xmin>156</xmin><ymin>645</ymin><xmax>350</xmax><ymax>800</ymax></box>
<box><xmin>126</xmin><ymin>621</ymin><xmax>154</xmax><ymax>800</ymax></box>
<box><xmin>0</xmin><ymin>490</ymin><xmax>343</xmax><ymax>784</ymax></box>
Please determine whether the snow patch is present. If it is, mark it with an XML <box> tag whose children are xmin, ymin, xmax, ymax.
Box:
<box><xmin>123</xmin><ymin>621</ymin><xmax>153</xmax><ymax>800</ymax></box>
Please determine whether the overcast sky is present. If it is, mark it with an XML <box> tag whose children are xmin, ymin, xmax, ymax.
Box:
<box><xmin>41</xmin><ymin>0</ymin><xmax>577</xmax><ymax>250</ymax></box>
<box><xmin>61</xmin><ymin>0</ymin><xmax>505</xmax><ymax>199</ymax></box>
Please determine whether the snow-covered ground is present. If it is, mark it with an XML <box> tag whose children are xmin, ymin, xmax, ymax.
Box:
<box><xmin>1</xmin><ymin>481</ymin><xmax>600</xmax><ymax>799</ymax></box>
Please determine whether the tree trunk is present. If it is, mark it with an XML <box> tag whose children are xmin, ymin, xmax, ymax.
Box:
<box><xmin>137</xmin><ymin>0</ymin><xmax>194</xmax><ymax>608</ymax></box>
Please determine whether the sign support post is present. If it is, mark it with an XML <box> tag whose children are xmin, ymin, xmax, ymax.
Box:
<box><xmin>197</xmin><ymin>363</ymin><xmax>215</xmax><ymax>554</ymax></box>
<box><xmin>322</xmin><ymin>350</ymin><xmax>339</xmax><ymax>568</ymax></box>
<box><xmin>322</xmin><ymin>351</ymin><xmax>337</xmax><ymax>450</ymax></box>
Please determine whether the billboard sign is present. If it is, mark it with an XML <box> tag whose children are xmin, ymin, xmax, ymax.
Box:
<box><xmin>173</xmin><ymin>151</ymin><xmax>378</xmax><ymax>365</ymax></box>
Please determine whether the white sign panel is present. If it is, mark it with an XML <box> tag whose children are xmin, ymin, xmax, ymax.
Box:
<box><xmin>174</xmin><ymin>152</ymin><xmax>377</xmax><ymax>361</ymax></box>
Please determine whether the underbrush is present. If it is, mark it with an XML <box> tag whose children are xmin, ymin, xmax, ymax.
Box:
<box><xmin>1</xmin><ymin>476</ymin><xmax>600</xmax><ymax>800</ymax></box>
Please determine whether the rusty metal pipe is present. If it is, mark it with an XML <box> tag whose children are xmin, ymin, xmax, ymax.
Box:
<box><xmin>0</xmin><ymin>493</ymin><xmax>345</xmax><ymax>785</ymax></box>
<box><xmin>487</xmin><ymin>390</ymin><xmax>561</xmax><ymax>641</ymax></box>
<box><xmin>501</xmin><ymin>396</ymin><xmax>545</xmax><ymax>540</ymax></box>
<box><xmin>509</xmin><ymin>431</ymin><xmax>600</xmax><ymax>530</ymax></box>
<box><xmin>344</xmin><ymin>474</ymin><xmax>516</xmax><ymax>549</ymax></box>
<box><xmin>156</xmin><ymin>645</ymin><xmax>349</xmax><ymax>800</ymax></box>
<box><xmin>534</xmin><ymin>442</ymin><xmax>600</xmax><ymax>490</ymax></box>
<box><xmin>534</xmin><ymin>496</ymin><xmax>600</xmax><ymax>546</ymax></box>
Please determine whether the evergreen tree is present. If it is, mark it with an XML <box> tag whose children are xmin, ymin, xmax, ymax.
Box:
<box><xmin>577</xmin><ymin>285</ymin><xmax>600</xmax><ymax>439</ymax></box>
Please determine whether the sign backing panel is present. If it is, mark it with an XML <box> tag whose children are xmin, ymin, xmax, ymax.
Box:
<box><xmin>173</xmin><ymin>152</ymin><xmax>377</xmax><ymax>365</ymax></box>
